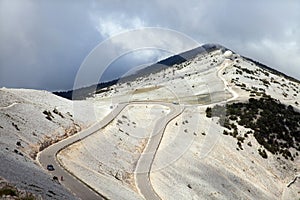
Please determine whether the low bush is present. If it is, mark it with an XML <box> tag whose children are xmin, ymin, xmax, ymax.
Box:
<box><xmin>207</xmin><ymin>96</ymin><xmax>300</xmax><ymax>160</ymax></box>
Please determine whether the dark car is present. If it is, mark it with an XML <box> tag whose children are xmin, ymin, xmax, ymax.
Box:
<box><xmin>47</xmin><ymin>164</ymin><xmax>55</xmax><ymax>171</ymax></box>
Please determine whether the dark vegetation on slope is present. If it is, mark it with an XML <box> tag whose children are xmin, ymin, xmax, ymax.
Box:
<box><xmin>0</xmin><ymin>181</ymin><xmax>37</xmax><ymax>200</ymax></box>
<box><xmin>53</xmin><ymin>79</ymin><xmax>119</xmax><ymax>100</ymax></box>
<box><xmin>53</xmin><ymin>43</ymin><xmax>299</xmax><ymax>102</ymax></box>
<box><xmin>121</xmin><ymin>43</ymin><xmax>225</xmax><ymax>81</ymax></box>
<box><xmin>206</xmin><ymin>96</ymin><xmax>300</xmax><ymax>160</ymax></box>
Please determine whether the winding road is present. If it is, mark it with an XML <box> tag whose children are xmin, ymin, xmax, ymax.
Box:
<box><xmin>0</xmin><ymin>102</ymin><xmax>19</xmax><ymax>110</ymax></box>
<box><xmin>38</xmin><ymin>103</ymin><xmax>128</xmax><ymax>200</ymax></box>
<box><xmin>38</xmin><ymin>56</ymin><xmax>236</xmax><ymax>200</ymax></box>
<box><xmin>218</xmin><ymin>58</ymin><xmax>239</xmax><ymax>102</ymax></box>
<box><xmin>135</xmin><ymin>104</ymin><xmax>183</xmax><ymax>200</ymax></box>
<box><xmin>37</xmin><ymin>102</ymin><xmax>183</xmax><ymax>200</ymax></box>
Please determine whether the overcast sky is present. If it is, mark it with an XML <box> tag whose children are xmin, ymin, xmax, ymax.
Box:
<box><xmin>0</xmin><ymin>0</ymin><xmax>299</xmax><ymax>91</ymax></box>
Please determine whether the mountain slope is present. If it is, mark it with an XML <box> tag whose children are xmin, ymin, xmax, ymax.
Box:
<box><xmin>59</xmin><ymin>44</ymin><xmax>300</xmax><ymax>199</ymax></box>
<box><xmin>1</xmin><ymin>44</ymin><xmax>299</xmax><ymax>200</ymax></box>
<box><xmin>0</xmin><ymin>88</ymin><xmax>112</xmax><ymax>199</ymax></box>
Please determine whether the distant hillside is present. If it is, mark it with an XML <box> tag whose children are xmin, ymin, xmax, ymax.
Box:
<box><xmin>53</xmin><ymin>79</ymin><xmax>119</xmax><ymax>100</ymax></box>
<box><xmin>53</xmin><ymin>43</ymin><xmax>299</xmax><ymax>102</ymax></box>
<box><xmin>53</xmin><ymin>44</ymin><xmax>226</xmax><ymax>100</ymax></box>
<box><xmin>120</xmin><ymin>44</ymin><xmax>226</xmax><ymax>81</ymax></box>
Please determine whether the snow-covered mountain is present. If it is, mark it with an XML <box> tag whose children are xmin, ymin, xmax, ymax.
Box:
<box><xmin>1</xmin><ymin>44</ymin><xmax>299</xmax><ymax>199</ymax></box>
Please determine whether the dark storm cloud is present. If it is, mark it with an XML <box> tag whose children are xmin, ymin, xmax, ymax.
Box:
<box><xmin>0</xmin><ymin>0</ymin><xmax>299</xmax><ymax>91</ymax></box>
<box><xmin>0</xmin><ymin>0</ymin><xmax>101</xmax><ymax>90</ymax></box>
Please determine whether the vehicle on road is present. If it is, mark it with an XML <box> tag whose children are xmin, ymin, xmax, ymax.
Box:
<box><xmin>47</xmin><ymin>164</ymin><xmax>55</xmax><ymax>171</ymax></box>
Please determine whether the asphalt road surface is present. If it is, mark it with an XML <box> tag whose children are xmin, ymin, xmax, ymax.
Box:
<box><xmin>38</xmin><ymin>103</ymin><xmax>127</xmax><ymax>200</ymax></box>
<box><xmin>37</xmin><ymin>102</ymin><xmax>180</xmax><ymax>200</ymax></box>
<box><xmin>135</xmin><ymin>104</ymin><xmax>183</xmax><ymax>200</ymax></box>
